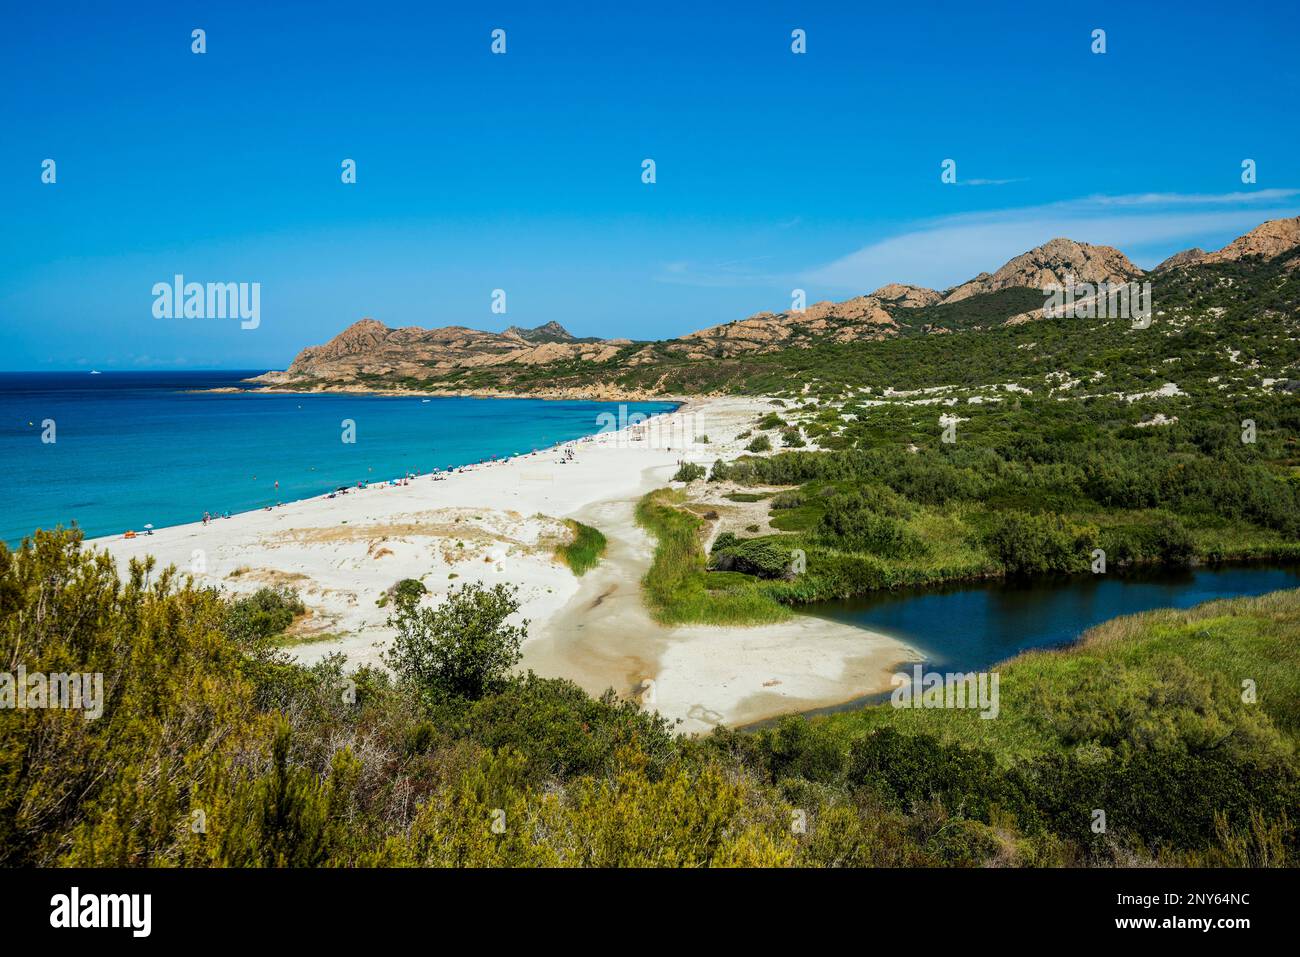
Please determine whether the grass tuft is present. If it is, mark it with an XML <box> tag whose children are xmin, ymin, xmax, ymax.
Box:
<box><xmin>555</xmin><ymin>519</ymin><xmax>607</xmax><ymax>575</ymax></box>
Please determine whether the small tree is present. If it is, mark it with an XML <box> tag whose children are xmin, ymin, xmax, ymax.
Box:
<box><xmin>384</xmin><ymin>582</ymin><xmax>527</xmax><ymax>700</ymax></box>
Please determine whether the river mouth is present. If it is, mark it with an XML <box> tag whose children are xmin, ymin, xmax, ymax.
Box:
<box><xmin>744</xmin><ymin>562</ymin><xmax>1300</xmax><ymax>728</ymax></box>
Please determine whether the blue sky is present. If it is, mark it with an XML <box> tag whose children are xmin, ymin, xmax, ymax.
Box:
<box><xmin>1</xmin><ymin>0</ymin><xmax>1297</xmax><ymax>370</ymax></box>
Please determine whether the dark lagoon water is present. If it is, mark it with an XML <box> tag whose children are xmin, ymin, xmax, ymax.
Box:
<box><xmin>0</xmin><ymin>371</ymin><xmax>677</xmax><ymax>545</ymax></box>
<box><xmin>747</xmin><ymin>563</ymin><xmax>1300</xmax><ymax>725</ymax></box>
<box><xmin>812</xmin><ymin>563</ymin><xmax>1300</xmax><ymax>677</ymax></box>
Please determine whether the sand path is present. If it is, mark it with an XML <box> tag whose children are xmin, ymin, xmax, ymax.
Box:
<box><xmin>523</xmin><ymin>472</ymin><xmax>921</xmax><ymax>735</ymax></box>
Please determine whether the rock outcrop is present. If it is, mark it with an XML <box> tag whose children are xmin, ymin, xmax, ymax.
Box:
<box><xmin>941</xmin><ymin>238</ymin><xmax>1143</xmax><ymax>303</ymax></box>
<box><xmin>1153</xmin><ymin>217</ymin><xmax>1300</xmax><ymax>271</ymax></box>
<box><xmin>666</xmin><ymin>295</ymin><xmax>899</xmax><ymax>359</ymax></box>
<box><xmin>1198</xmin><ymin>216</ymin><xmax>1300</xmax><ymax>265</ymax></box>
<box><xmin>1155</xmin><ymin>247</ymin><xmax>1207</xmax><ymax>271</ymax></box>
<box><xmin>870</xmin><ymin>283</ymin><xmax>943</xmax><ymax>308</ymax></box>
<box><xmin>266</xmin><ymin>319</ymin><xmax>626</xmax><ymax>383</ymax></box>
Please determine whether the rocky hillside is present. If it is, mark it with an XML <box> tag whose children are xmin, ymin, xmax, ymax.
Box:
<box><xmin>254</xmin><ymin>217</ymin><xmax>1300</xmax><ymax>394</ymax></box>
<box><xmin>940</xmin><ymin>238</ymin><xmax>1142</xmax><ymax>304</ymax></box>
<box><xmin>1157</xmin><ymin>216</ymin><xmax>1300</xmax><ymax>270</ymax></box>
<box><xmin>1155</xmin><ymin>247</ymin><xmax>1207</xmax><ymax>271</ymax></box>
<box><xmin>503</xmin><ymin>320</ymin><xmax>601</xmax><ymax>344</ymax></box>
<box><xmin>252</xmin><ymin>321</ymin><xmax>630</xmax><ymax>387</ymax></box>
<box><xmin>659</xmin><ymin>295</ymin><xmax>900</xmax><ymax>360</ymax></box>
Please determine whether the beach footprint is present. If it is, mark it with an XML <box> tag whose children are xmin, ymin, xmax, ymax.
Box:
<box><xmin>686</xmin><ymin>704</ymin><xmax>724</xmax><ymax>726</ymax></box>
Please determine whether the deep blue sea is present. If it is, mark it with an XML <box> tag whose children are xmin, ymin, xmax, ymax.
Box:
<box><xmin>0</xmin><ymin>371</ymin><xmax>677</xmax><ymax>545</ymax></box>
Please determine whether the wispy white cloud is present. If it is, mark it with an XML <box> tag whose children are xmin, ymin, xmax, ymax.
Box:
<box><xmin>803</xmin><ymin>191</ymin><xmax>1300</xmax><ymax>291</ymax></box>
<box><xmin>1075</xmin><ymin>189</ymin><xmax>1299</xmax><ymax>207</ymax></box>
<box><xmin>657</xmin><ymin>256</ymin><xmax>777</xmax><ymax>288</ymax></box>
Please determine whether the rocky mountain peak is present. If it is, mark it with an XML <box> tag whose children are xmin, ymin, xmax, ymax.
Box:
<box><xmin>504</xmin><ymin>321</ymin><xmax>575</xmax><ymax>343</ymax></box>
<box><xmin>1201</xmin><ymin>215</ymin><xmax>1300</xmax><ymax>264</ymax></box>
<box><xmin>1155</xmin><ymin>248</ymin><xmax>1208</xmax><ymax>271</ymax></box>
<box><xmin>942</xmin><ymin>238</ymin><xmax>1143</xmax><ymax>304</ymax></box>
<box><xmin>1153</xmin><ymin>216</ymin><xmax>1300</xmax><ymax>271</ymax></box>
<box><xmin>870</xmin><ymin>283</ymin><xmax>943</xmax><ymax>308</ymax></box>
<box><xmin>303</xmin><ymin>318</ymin><xmax>390</xmax><ymax>360</ymax></box>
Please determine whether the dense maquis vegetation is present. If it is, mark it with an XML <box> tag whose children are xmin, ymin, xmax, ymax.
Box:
<box><xmin>626</xmin><ymin>253</ymin><xmax>1300</xmax><ymax>608</ymax></box>
<box><xmin>630</xmin><ymin>377</ymin><xmax>1300</xmax><ymax>617</ymax></box>
<box><xmin>2</xmin><ymin>529</ymin><xmax>1295</xmax><ymax>867</ymax></box>
<box><xmin>689</xmin><ymin>389</ymin><xmax>1300</xmax><ymax>607</ymax></box>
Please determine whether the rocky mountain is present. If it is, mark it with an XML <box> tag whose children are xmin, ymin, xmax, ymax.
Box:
<box><xmin>253</xmin><ymin>319</ymin><xmax>629</xmax><ymax>387</ymax></box>
<box><xmin>656</xmin><ymin>295</ymin><xmax>899</xmax><ymax>360</ymax></box>
<box><xmin>504</xmin><ymin>321</ymin><xmax>581</xmax><ymax>343</ymax></box>
<box><xmin>256</xmin><ymin>217</ymin><xmax>1300</xmax><ymax>393</ymax></box>
<box><xmin>870</xmin><ymin>283</ymin><xmax>943</xmax><ymax>308</ymax></box>
<box><xmin>1155</xmin><ymin>216</ymin><xmax>1300</xmax><ymax>270</ymax></box>
<box><xmin>1155</xmin><ymin>247</ymin><xmax>1207</xmax><ymax>271</ymax></box>
<box><xmin>940</xmin><ymin>238</ymin><xmax>1143</xmax><ymax>304</ymax></box>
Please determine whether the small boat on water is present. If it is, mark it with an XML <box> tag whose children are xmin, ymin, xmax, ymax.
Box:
<box><xmin>90</xmin><ymin>370</ymin><xmax>101</xmax><ymax>375</ymax></box>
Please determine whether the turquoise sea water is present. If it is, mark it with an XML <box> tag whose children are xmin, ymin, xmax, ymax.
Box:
<box><xmin>0</xmin><ymin>371</ymin><xmax>677</xmax><ymax>545</ymax></box>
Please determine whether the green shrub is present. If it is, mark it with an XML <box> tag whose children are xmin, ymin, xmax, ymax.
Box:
<box><xmin>711</xmin><ymin>532</ymin><xmax>739</xmax><ymax>553</ymax></box>
<box><xmin>758</xmin><ymin>716</ymin><xmax>845</xmax><ymax>783</ymax></box>
<box><xmin>672</xmin><ymin>461</ymin><xmax>706</xmax><ymax>482</ymax></box>
<box><xmin>983</xmin><ymin>511</ymin><xmax>1097</xmax><ymax>576</ymax></box>
<box><xmin>770</xmin><ymin>490</ymin><xmax>805</xmax><ymax>510</ymax></box>
<box><xmin>848</xmin><ymin>728</ymin><xmax>1015</xmax><ymax>823</ymax></box>
<box><xmin>1151</xmin><ymin>516</ymin><xmax>1197</xmax><ymax>564</ymax></box>
<box><xmin>384</xmin><ymin>581</ymin><xmax>527</xmax><ymax>701</ymax></box>
<box><xmin>746</xmin><ymin>434</ymin><xmax>773</xmax><ymax>453</ymax></box>
<box><xmin>817</xmin><ymin>498</ymin><xmax>927</xmax><ymax>559</ymax></box>
<box><xmin>227</xmin><ymin>586</ymin><xmax>305</xmax><ymax>642</ymax></box>
<box><xmin>634</xmin><ymin>488</ymin><xmax>790</xmax><ymax>625</ymax></box>
<box><xmin>710</xmin><ymin>537</ymin><xmax>793</xmax><ymax>578</ymax></box>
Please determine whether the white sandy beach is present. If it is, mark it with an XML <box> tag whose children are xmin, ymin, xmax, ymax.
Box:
<box><xmin>93</xmin><ymin>395</ymin><xmax>920</xmax><ymax>734</ymax></box>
